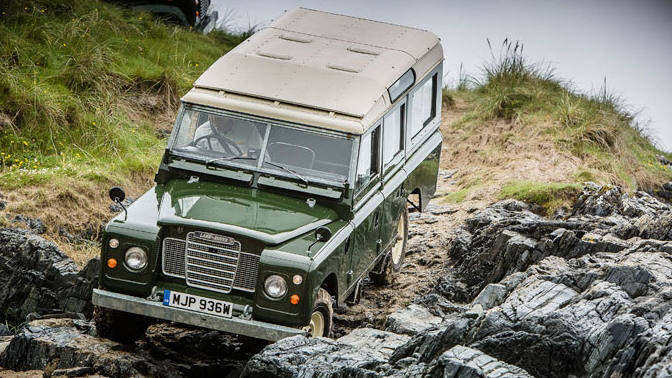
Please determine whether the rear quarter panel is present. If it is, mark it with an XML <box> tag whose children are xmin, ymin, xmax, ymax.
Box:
<box><xmin>404</xmin><ymin>131</ymin><xmax>442</xmax><ymax>211</ymax></box>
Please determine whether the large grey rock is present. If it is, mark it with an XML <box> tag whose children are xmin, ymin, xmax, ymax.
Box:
<box><xmin>471</xmin><ymin>284</ymin><xmax>508</xmax><ymax>311</ymax></box>
<box><xmin>0</xmin><ymin>318</ymin><xmax>164</xmax><ymax>376</ymax></box>
<box><xmin>385</xmin><ymin>304</ymin><xmax>442</xmax><ymax>335</ymax></box>
<box><xmin>426</xmin><ymin>346</ymin><xmax>533</xmax><ymax>377</ymax></box>
<box><xmin>242</xmin><ymin>328</ymin><xmax>409</xmax><ymax>378</ymax></box>
<box><xmin>0</xmin><ymin>319</ymin><xmax>256</xmax><ymax>377</ymax></box>
<box><xmin>573</xmin><ymin>184</ymin><xmax>671</xmax><ymax>218</ymax></box>
<box><xmin>0</xmin><ymin>228</ymin><xmax>100</xmax><ymax>325</ymax></box>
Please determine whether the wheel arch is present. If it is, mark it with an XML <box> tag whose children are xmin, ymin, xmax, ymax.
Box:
<box><xmin>320</xmin><ymin>273</ymin><xmax>338</xmax><ymax>303</ymax></box>
<box><xmin>409</xmin><ymin>187</ymin><xmax>423</xmax><ymax>211</ymax></box>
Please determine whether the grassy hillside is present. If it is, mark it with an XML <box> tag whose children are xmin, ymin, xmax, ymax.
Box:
<box><xmin>440</xmin><ymin>40</ymin><xmax>672</xmax><ymax>214</ymax></box>
<box><xmin>0</xmin><ymin>0</ymin><xmax>244</xmax><ymax>263</ymax></box>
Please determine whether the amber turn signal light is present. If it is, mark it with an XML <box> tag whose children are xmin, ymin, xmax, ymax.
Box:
<box><xmin>107</xmin><ymin>258</ymin><xmax>118</xmax><ymax>269</ymax></box>
<box><xmin>290</xmin><ymin>294</ymin><xmax>300</xmax><ymax>305</ymax></box>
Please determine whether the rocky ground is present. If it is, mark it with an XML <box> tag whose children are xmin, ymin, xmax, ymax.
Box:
<box><xmin>243</xmin><ymin>184</ymin><xmax>672</xmax><ymax>377</ymax></box>
<box><xmin>2</xmin><ymin>183</ymin><xmax>672</xmax><ymax>377</ymax></box>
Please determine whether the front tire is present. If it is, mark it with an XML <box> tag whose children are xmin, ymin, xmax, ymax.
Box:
<box><xmin>94</xmin><ymin>306</ymin><xmax>151</xmax><ymax>344</ymax></box>
<box><xmin>370</xmin><ymin>206</ymin><xmax>409</xmax><ymax>285</ymax></box>
<box><xmin>303</xmin><ymin>288</ymin><xmax>333</xmax><ymax>338</ymax></box>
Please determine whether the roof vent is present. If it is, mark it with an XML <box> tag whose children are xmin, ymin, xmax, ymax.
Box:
<box><xmin>327</xmin><ymin>63</ymin><xmax>361</xmax><ymax>73</ymax></box>
<box><xmin>347</xmin><ymin>46</ymin><xmax>380</xmax><ymax>56</ymax></box>
<box><xmin>280</xmin><ymin>34</ymin><xmax>313</xmax><ymax>43</ymax></box>
<box><xmin>257</xmin><ymin>51</ymin><xmax>292</xmax><ymax>61</ymax></box>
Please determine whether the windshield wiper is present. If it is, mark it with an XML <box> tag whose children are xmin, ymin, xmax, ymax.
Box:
<box><xmin>205</xmin><ymin>156</ymin><xmax>308</xmax><ymax>185</ymax></box>
<box><xmin>205</xmin><ymin>156</ymin><xmax>255</xmax><ymax>170</ymax></box>
<box><xmin>262</xmin><ymin>161</ymin><xmax>309</xmax><ymax>185</ymax></box>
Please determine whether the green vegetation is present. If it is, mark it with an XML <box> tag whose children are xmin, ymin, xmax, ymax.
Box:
<box><xmin>443</xmin><ymin>39</ymin><xmax>672</xmax><ymax>201</ymax></box>
<box><xmin>0</xmin><ymin>0</ymin><xmax>244</xmax><ymax>188</ymax></box>
<box><xmin>499</xmin><ymin>181</ymin><xmax>582</xmax><ymax>215</ymax></box>
<box><xmin>0</xmin><ymin>0</ymin><xmax>245</xmax><ymax>262</ymax></box>
<box><xmin>441</xmin><ymin>188</ymin><xmax>469</xmax><ymax>204</ymax></box>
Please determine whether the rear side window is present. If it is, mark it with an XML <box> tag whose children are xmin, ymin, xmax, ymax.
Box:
<box><xmin>409</xmin><ymin>73</ymin><xmax>437</xmax><ymax>138</ymax></box>
<box><xmin>388</xmin><ymin>69</ymin><xmax>415</xmax><ymax>103</ymax></box>
<box><xmin>383</xmin><ymin>104</ymin><xmax>405</xmax><ymax>167</ymax></box>
<box><xmin>356</xmin><ymin>126</ymin><xmax>380</xmax><ymax>192</ymax></box>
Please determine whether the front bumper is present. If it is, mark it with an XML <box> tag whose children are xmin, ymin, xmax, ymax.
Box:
<box><xmin>92</xmin><ymin>288</ymin><xmax>306</xmax><ymax>341</ymax></box>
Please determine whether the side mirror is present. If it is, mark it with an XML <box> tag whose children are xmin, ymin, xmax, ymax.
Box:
<box><xmin>307</xmin><ymin>226</ymin><xmax>332</xmax><ymax>253</ymax></box>
<box><xmin>109</xmin><ymin>187</ymin><xmax>127</xmax><ymax>219</ymax></box>
<box><xmin>109</xmin><ymin>187</ymin><xmax>126</xmax><ymax>203</ymax></box>
<box><xmin>314</xmin><ymin>226</ymin><xmax>332</xmax><ymax>243</ymax></box>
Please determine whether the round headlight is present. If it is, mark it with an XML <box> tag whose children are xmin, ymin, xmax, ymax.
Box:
<box><xmin>108</xmin><ymin>238</ymin><xmax>119</xmax><ymax>249</ymax></box>
<box><xmin>125</xmin><ymin>247</ymin><xmax>147</xmax><ymax>271</ymax></box>
<box><xmin>264</xmin><ymin>275</ymin><xmax>287</xmax><ymax>298</ymax></box>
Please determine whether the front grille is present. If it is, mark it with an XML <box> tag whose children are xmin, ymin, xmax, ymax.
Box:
<box><xmin>162</xmin><ymin>238</ymin><xmax>186</xmax><ymax>277</ymax></box>
<box><xmin>161</xmin><ymin>232</ymin><xmax>259</xmax><ymax>293</ymax></box>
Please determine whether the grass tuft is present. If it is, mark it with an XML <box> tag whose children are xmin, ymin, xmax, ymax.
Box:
<box><xmin>499</xmin><ymin>181</ymin><xmax>582</xmax><ymax>215</ymax></box>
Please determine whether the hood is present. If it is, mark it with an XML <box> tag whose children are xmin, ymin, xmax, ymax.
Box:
<box><xmin>156</xmin><ymin>179</ymin><xmax>338</xmax><ymax>245</ymax></box>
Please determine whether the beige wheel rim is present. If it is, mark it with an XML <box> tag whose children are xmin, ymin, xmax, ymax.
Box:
<box><xmin>391</xmin><ymin>215</ymin><xmax>405</xmax><ymax>265</ymax></box>
<box><xmin>303</xmin><ymin>311</ymin><xmax>325</xmax><ymax>337</ymax></box>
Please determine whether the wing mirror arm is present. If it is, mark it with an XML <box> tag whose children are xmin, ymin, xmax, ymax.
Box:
<box><xmin>307</xmin><ymin>226</ymin><xmax>332</xmax><ymax>253</ymax></box>
<box><xmin>109</xmin><ymin>186</ymin><xmax>127</xmax><ymax>220</ymax></box>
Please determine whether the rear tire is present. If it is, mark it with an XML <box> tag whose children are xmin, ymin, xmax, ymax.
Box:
<box><xmin>370</xmin><ymin>206</ymin><xmax>408</xmax><ymax>285</ymax></box>
<box><xmin>94</xmin><ymin>306</ymin><xmax>151</xmax><ymax>344</ymax></box>
<box><xmin>302</xmin><ymin>288</ymin><xmax>333</xmax><ymax>338</ymax></box>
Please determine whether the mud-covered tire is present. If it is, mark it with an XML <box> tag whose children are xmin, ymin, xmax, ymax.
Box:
<box><xmin>303</xmin><ymin>288</ymin><xmax>333</xmax><ymax>338</ymax></box>
<box><xmin>370</xmin><ymin>254</ymin><xmax>395</xmax><ymax>286</ymax></box>
<box><xmin>370</xmin><ymin>206</ymin><xmax>408</xmax><ymax>285</ymax></box>
<box><xmin>94</xmin><ymin>306</ymin><xmax>151</xmax><ymax>344</ymax></box>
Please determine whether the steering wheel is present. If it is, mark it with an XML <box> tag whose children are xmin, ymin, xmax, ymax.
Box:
<box><xmin>193</xmin><ymin>134</ymin><xmax>243</xmax><ymax>156</ymax></box>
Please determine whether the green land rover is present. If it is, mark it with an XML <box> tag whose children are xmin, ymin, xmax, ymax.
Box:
<box><xmin>92</xmin><ymin>8</ymin><xmax>443</xmax><ymax>342</ymax></box>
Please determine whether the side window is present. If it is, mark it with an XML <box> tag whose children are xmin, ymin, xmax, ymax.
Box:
<box><xmin>383</xmin><ymin>104</ymin><xmax>405</xmax><ymax>167</ymax></box>
<box><xmin>356</xmin><ymin>126</ymin><xmax>381</xmax><ymax>192</ymax></box>
<box><xmin>409</xmin><ymin>73</ymin><xmax>438</xmax><ymax>138</ymax></box>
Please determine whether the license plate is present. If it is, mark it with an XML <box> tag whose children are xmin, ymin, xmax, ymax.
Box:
<box><xmin>163</xmin><ymin>289</ymin><xmax>233</xmax><ymax>318</ymax></box>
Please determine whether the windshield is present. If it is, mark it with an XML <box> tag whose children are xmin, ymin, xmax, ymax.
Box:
<box><xmin>170</xmin><ymin>107</ymin><xmax>354</xmax><ymax>184</ymax></box>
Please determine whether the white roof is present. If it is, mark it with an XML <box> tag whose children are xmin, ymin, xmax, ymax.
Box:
<box><xmin>183</xmin><ymin>8</ymin><xmax>443</xmax><ymax>134</ymax></box>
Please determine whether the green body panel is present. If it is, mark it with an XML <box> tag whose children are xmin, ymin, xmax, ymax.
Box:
<box><xmin>381</xmin><ymin>168</ymin><xmax>408</xmax><ymax>252</ymax></box>
<box><xmin>155</xmin><ymin>179</ymin><xmax>338</xmax><ymax>244</ymax></box>
<box><xmin>351</xmin><ymin>194</ymin><xmax>383</xmax><ymax>286</ymax></box>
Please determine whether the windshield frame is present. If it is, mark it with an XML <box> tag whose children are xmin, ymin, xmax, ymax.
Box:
<box><xmin>168</xmin><ymin>103</ymin><xmax>358</xmax><ymax>188</ymax></box>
